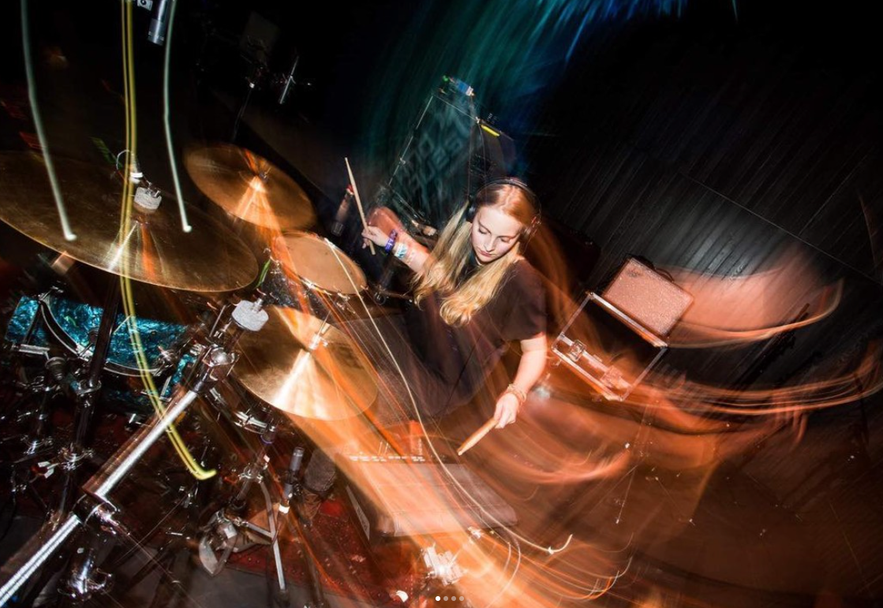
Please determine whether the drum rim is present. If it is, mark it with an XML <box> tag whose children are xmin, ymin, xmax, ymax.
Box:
<box><xmin>38</xmin><ymin>294</ymin><xmax>177</xmax><ymax>377</ymax></box>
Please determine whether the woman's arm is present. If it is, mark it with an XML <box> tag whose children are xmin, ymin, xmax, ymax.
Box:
<box><xmin>494</xmin><ymin>333</ymin><xmax>547</xmax><ymax>428</ymax></box>
<box><xmin>362</xmin><ymin>207</ymin><xmax>430</xmax><ymax>273</ymax></box>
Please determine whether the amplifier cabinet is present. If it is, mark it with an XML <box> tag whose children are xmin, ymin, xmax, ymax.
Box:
<box><xmin>601</xmin><ymin>257</ymin><xmax>693</xmax><ymax>338</ymax></box>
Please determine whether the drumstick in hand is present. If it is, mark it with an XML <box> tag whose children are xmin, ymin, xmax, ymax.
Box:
<box><xmin>457</xmin><ymin>418</ymin><xmax>497</xmax><ymax>456</ymax></box>
<box><xmin>344</xmin><ymin>157</ymin><xmax>375</xmax><ymax>255</ymax></box>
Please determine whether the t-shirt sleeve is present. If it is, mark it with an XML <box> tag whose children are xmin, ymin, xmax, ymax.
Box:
<box><xmin>501</xmin><ymin>262</ymin><xmax>546</xmax><ymax>342</ymax></box>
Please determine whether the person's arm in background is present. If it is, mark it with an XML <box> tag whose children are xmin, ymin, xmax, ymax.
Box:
<box><xmin>494</xmin><ymin>333</ymin><xmax>547</xmax><ymax>428</ymax></box>
<box><xmin>362</xmin><ymin>207</ymin><xmax>430</xmax><ymax>273</ymax></box>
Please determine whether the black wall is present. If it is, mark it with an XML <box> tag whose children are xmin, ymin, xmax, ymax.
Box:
<box><xmin>523</xmin><ymin>0</ymin><xmax>883</xmax><ymax>388</ymax></box>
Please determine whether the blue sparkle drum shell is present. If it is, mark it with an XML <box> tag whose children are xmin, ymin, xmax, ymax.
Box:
<box><xmin>4</xmin><ymin>294</ymin><xmax>189</xmax><ymax>378</ymax></box>
<box><xmin>3</xmin><ymin>294</ymin><xmax>193</xmax><ymax>415</ymax></box>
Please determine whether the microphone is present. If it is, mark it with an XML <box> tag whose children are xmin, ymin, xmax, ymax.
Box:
<box><xmin>331</xmin><ymin>185</ymin><xmax>354</xmax><ymax>236</ymax></box>
<box><xmin>147</xmin><ymin>0</ymin><xmax>171</xmax><ymax>46</ymax></box>
<box><xmin>279</xmin><ymin>446</ymin><xmax>305</xmax><ymax>512</ymax></box>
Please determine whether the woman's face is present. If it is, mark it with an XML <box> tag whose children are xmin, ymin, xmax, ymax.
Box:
<box><xmin>471</xmin><ymin>206</ymin><xmax>524</xmax><ymax>264</ymax></box>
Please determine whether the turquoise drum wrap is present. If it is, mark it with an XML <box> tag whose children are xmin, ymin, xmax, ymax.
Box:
<box><xmin>3</xmin><ymin>294</ymin><xmax>193</xmax><ymax>413</ymax></box>
<box><xmin>10</xmin><ymin>295</ymin><xmax>188</xmax><ymax>376</ymax></box>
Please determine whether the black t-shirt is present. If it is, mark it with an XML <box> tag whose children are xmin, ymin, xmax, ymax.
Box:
<box><xmin>404</xmin><ymin>258</ymin><xmax>546</xmax><ymax>412</ymax></box>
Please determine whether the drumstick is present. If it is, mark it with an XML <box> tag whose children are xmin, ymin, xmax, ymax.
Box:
<box><xmin>344</xmin><ymin>157</ymin><xmax>375</xmax><ymax>255</ymax></box>
<box><xmin>457</xmin><ymin>418</ymin><xmax>497</xmax><ymax>456</ymax></box>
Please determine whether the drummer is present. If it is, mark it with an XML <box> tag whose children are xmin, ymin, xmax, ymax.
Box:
<box><xmin>301</xmin><ymin>179</ymin><xmax>548</xmax><ymax>519</ymax></box>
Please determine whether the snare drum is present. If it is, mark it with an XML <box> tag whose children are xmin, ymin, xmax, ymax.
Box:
<box><xmin>264</xmin><ymin>231</ymin><xmax>367</xmax><ymax>314</ymax></box>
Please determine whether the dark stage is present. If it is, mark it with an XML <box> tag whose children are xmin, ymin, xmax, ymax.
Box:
<box><xmin>1</xmin><ymin>1</ymin><xmax>882</xmax><ymax>607</ymax></box>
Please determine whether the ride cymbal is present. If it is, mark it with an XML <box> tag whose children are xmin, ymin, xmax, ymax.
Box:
<box><xmin>0</xmin><ymin>152</ymin><xmax>258</xmax><ymax>292</ymax></box>
<box><xmin>184</xmin><ymin>144</ymin><xmax>315</xmax><ymax>230</ymax></box>
<box><xmin>234</xmin><ymin>307</ymin><xmax>377</xmax><ymax>420</ymax></box>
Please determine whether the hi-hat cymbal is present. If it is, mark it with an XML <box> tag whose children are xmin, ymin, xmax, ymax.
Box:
<box><xmin>0</xmin><ymin>152</ymin><xmax>258</xmax><ymax>292</ymax></box>
<box><xmin>234</xmin><ymin>307</ymin><xmax>377</xmax><ymax>420</ymax></box>
<box><xmin>184</xmin><ymin>144</ymin><xmax>315</xmax><ymax>230</ymax></box>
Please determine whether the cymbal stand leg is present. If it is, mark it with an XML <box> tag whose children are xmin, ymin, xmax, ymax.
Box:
<box><xmin>283</xmin><ymin>483</ymin><xmax>328</xmax><ymax>608</ymax></box>
<box><xmin>0</xmin><ymin>389</ymin><xmax>200</xmax><ymax>606</ymax></box>
<box><xmin>252</xmin><ymin>445</ymin><xmax>327</xmax><ymax>608</ymax></box>
<box><xmin>0</xmin><ymin>298</ymin><xmax>270</xmax><ymax>606</ymax></box>
<box><xmin>257</xmin><ymin>478</ymin><xmax>288</xmax><ymax>604</ymax></box>
<box><xmin>50</xmin><ymin>280</ymin><xmax>122</xmax><ymax>517</ymax></box>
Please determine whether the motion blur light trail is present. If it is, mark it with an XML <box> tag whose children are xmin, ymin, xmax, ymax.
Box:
<box><xmin>160</xmin><ymin>0</ymin><xmax>191</xmax><ymax>233</ymax></box>
<box><xmin>19</xmin><ymin>0</ymin><xmax>75</xmax><ymax>241</ymax></box>
<box><xmin>669</xmin><ymin>247</ymin><xmax>843</xmax><ymax>348</ymax></box>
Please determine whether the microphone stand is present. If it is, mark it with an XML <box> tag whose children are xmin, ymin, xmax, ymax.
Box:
<box><xmin>231</xmin><ymin>61</ymin><xmax>267</xmax><ymax>143</ymax></box>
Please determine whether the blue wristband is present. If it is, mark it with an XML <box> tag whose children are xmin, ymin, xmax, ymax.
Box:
<box><xmin>384</xmin><ymin>229</ymin><xmax>398</xmax><ymax>253</ymax></box>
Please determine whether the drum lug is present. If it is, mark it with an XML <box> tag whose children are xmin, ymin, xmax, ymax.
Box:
<box><xmin>69</xmin><ymin>377</ymin><xmax>101</xmax><ymax>399</ymax></box>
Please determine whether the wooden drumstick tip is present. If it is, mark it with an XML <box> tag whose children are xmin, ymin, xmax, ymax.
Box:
<box><xmin>457</xmin><ymin>418</ymin><xmax>497</xmax><ymax>456</ymax></box>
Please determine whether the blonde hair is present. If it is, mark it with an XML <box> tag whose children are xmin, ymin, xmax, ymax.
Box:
<box><xmin>413</xmin><ymin>182</ymin><xmax>537</xmax><ymax>326</ymax></box>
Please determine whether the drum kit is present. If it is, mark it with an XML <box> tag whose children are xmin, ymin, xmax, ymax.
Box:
<box><xmin>0</xmin><ymin>146</ymin><xmax>380</xmax><ymax>607</ymax></box>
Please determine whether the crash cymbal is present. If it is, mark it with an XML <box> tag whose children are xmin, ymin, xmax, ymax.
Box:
<box><xmin>0</xmin><ymin>152</ymin><xmax>258</xmax><ymax>292</ymax></box>
<box><xmin>234</xmin><ymin>307</ymin><xmax>377</xmax><ymax>420</ymax></box>
<box><xmin>184</xmin><ymin>144</ymin><xmax>315</xmax><ymax>230</ymax></box>
<box><xmin>273</xmin><ymin>231</ymin><xmax>366</xmax><ymax>296</ymax></box>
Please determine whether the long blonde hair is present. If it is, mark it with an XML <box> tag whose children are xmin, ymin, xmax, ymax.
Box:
<box><xmin>413</xmin><ymin>182</ymin><xmax>538</xmax><ymax>326</ymax></box>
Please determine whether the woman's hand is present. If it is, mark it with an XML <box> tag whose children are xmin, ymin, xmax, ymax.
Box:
<box><xmin>362</xmin><ymin>206</ymin><xmax>404</xmax><ymax>249</ymax></box>
<box><xmin>361</xmin><ymin>225</ymin><xmax>389</xmax><ymax>248</ymax></box>
<box><xmin>368</xmin><ymin>206</ymin><xmax>404</xmax><ymax>234</ymax></box>
<box><xmin>493</xmin><ymin>391</ymin><xmax>521</xmax><ymax>428</ymax></box>
<box><xmin>492</xmin><ymin>334</ymin><xmax>547</xmax><ymax>429</ymax></box>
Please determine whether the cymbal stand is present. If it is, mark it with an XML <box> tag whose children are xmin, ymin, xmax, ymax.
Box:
<box><xmin>0</xmin><ymin>297</ymin><xmax>269</xmax><ymax>606</ymax></box>
<box><xmin>231</xmin><ymin>60</ymin><xmax>268</xmax><ymax>143</ymax></box>
<box><xmin>0</xmin><ymin>293</ymin><xmax>51</xmax><ymax>455</ymax></box>
<box><xmin>0</xmin><ymin>353</ymin><xmax>64</xmax><ymax>461</ymax></box>
<box><xmin>281</xmin><ymin>452</ymin><xmax>329</xmax><ymax>608</ymax></box>
<box><xmin>196</xmin><ymin>405</ymin><xmax>279</xmax><ymax>561</ymax></box>
<box><xmin>196</xmin><ymin>389</ymin><xmax>327</xmax><ymax>608</ymax></box>
<box><xmin>17</xmin><ymin>279</ymin><xmax>124</xmax><ymax>522</ymax></box>
<box><xmin>0</xmin><ymin>357</ymin><xmax>65</xmax><ymax>545</ymax></box>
